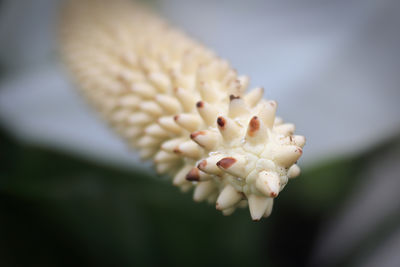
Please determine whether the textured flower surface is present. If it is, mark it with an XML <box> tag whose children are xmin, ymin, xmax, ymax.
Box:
<box><xmin>60</xmin><ymin>0</ymin><xmax>305</xmax><ymax>220</ymax></box>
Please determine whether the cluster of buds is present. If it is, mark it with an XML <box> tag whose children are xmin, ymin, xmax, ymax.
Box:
<box><xmin>60</xmin><ymin>0</ymin><xmax>305</xmax><ymax>220</ymax></box>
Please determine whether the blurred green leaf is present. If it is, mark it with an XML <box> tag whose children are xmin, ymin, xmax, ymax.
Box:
<box><xmin>1</xmin><ymin>125</ymin><xmax>398</xmax><ymax>267</ymax></box>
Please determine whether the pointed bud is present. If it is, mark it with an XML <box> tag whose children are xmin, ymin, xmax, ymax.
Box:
<box><xmin>244</xmin><ymin>87</ymin><xmax>264</xmax><ymax>107</ymax></box>
<box><xmin>193</xmin><ymin>181</ymin><xmax>216</xmax><ymax>202</ymax></box>
<box><xmin>258</xmin><ymin>101</ymin><xmax>277</xmax><ymax>128</ymax></box>
<box><xmin>174</xmin><ymin>114</ymin><xmax>201</xmax><ymax>132</ymax></box>
<box><xmin>227</xmin><ymin>79</ymin><xmax>241</xmax><ymax>95</ymax></box>
<box><xmin>263</xmin><ymin>198</ymin><xmax>274</xmax><ymax>218</ymax></box>
<box><xmin>190</xmin><ymin>130</ymin><xmax>219</xmax><ymax>150</ymax></box>
<box><xmin>275</xmin><ymin>123</ymin><xmax>295</xmax><ymax>136</ymax></box>
<box><xmin>156</xmin><ymin>161</ymin><xmax>177</xmax><ymax>174</ymax></box>
<box><xmin>130</xmin><ymin>83</ymin><xmax>157</xmax><ymax>98</ymax></box>
<box><xmin>122</xmin><ymin>126</ymin><xmax>142</xmax><ymax>139</ymax></box>
<box><xmin>197</xmin><ymin>155</ymin><xmax>224</xmax><ymax>175</ymax></box>
<box><xmin>179</xmin><ymin>183</ymin><xmax>193</xmax><ymax>193</ymax></box>
<box><xmin>181</xmin><ymin>52</ymin><xmax>197</xmax><ymax>74</ymax></box>
<box><xmin>173</xmin><ymin>165</ymin><xmax>193</xmax><ymax>186</ymax></box>
<box><xmin>271</xmin><ymin>145</ymin><xmax>303</xmax><ymax>168</ymax></box>
<box><xmin>119</xmin><ymin>95</ymin><xmax>141</xmax><ymax>108</ymax></box>
<box><xmin>140</xmin><ymin>101</ymin><xmax>162</xmax><ymax>116</ymax></box>
<box><xmin>154</xmin><ymin>150</ymin><xmax>179</xmax><ymax>163</ymax></box>
<box><xmin>148</xmin><ymin>72</ymin><xmax>171</xmax><ymax>93</ymax></box>
<box><xmin>228</xmin><ymin>95</ymin><xmax>249</xmax><ymax>118</ymax></box>
<box><xmin>137</xmin><ymin>136</ymin><xmax>160</xmax><ymax>148</ymax></box>
<box><xmin>145</xmin><ymin>124</ymin><xmax>169</xmax><ymax>138</ymax></box>
<box><xmin>222</xmin><ymin>207</ymin><xmax>236</xmax><ymax>216</ymax></box>
<box><xmin>196</xmin><ymin>101</ymin><xmax>219</xmax><ymax>126</ymax></box>
<box><xmin>175</xmin><ymin>140</ymin><xmax>201</xmax><ymax>159</ymax></box>
<box><xmin>111</xmin><ymin>109</ymin><xmax>130</xmax><ymax>123</ymax></box>
<box><xmin>248</xmin><ymin>194</ymin><xmax>271</xmax><ymax>221</ymax></box>
<box><xmin>223</xmin><ymin>70</ymin><xmax>238</xmax><ymax>89</ymax></box>
<box><xmin>238</xmin><ymin>200</ymin><xmax>248</xmax><ymax>208</ymax></box>
<box><xmin>175</xmin><ymin>87</ymin><xmax>196</xmax><ymax>112</ymax></box>
<box><xmin>156</xmin><ymin>94</ymin><xmax>181</xmax><ymax>114</ymax></box>
<box><xmin>161</xmin><ymin>138</ymin><xmax>184</xmax><ymax>152</ymax></box>
<box><xmin>139</xmin><ymin>148</ymin><xmax>157</xmax><ymax>160</ymax></box>
<box><xmin>288</xmin><ymin>164</ymin><xmax>301</xmax><ymax>179</ymax></box>
<box><xmin>274</xmin><ymin>117</ymin><xmax>283</xmax><ymax>125</ymax></box>
<box><xmin>199</xmin><ymin>82</ymin><xmax>217</xmax><ymax>103</ymax></box>
<box><xmin>217</xmin><ymin>155</ymin><xmax>247</xmax><ymax>177</ymax></box>
<box><xmin>292</xmin><ymin>135</ymin><xmax>306</xmax><ymax>148</ymax></box>
<box><xmin>217</xmin><ymin>116</ymin><xmax>242</xmax><ymax>142</ymax></box>
<box><xmin>256</xmin><ymin>171</ymin><xmax>280</xmax><ymax>198</ymax></box>
<box><xmin>185</xmin><ymin>167</ymin><xmax>211</xmax><ymax>182</ymax></box>
<box><xmin>158</xmin><ymin>116</ymin><xmax>182</xmax><ymax>134</ymax></box>
<box><xmin>139</xmin><ymin>57</ymin><xmax>159</xmax><ymax>73</ymax></box>
<box><xmin>237</xmin><ymin>75</ymin><xmax>249</xmax><ymax>93</ymax></box>
<box><xmin>246</xmin><ymin>116</ymin><xmax>268</xmax><ymax>144</ymax></box>
<box><xmin>216</xmin><ymin>185</ymin><xmax>242</xmax><ymax>210</ymax></box>
<box><xmin>170</xmin><ymin>70</ymin><xmax>192</xmax><ymax>89</ymax></box>
<box><xmin>207</xmin><ymin>193</ymin><xmax>219</xmax><ymax>205</ymax></box>
<box><xmin>128</xmin><ymin>113</ymin><xmax>153</xmax><ymax>126</ymax></box>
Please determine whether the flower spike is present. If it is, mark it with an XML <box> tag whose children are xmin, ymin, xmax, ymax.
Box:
<box><xmin>60</xmin><ymin>0</ymin><xmax>305</xmax><ymax>220</ymax></box>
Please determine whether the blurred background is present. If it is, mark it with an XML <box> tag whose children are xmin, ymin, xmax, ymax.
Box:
<box><xmin>0</xmin><ymin>0</ymin><xmax>400</xmax><ymax>266</ymax></box>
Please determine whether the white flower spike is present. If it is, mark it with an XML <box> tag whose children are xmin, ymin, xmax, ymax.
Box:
<box><xmin>60</xmin><ymin>0</ymin><xmax>305</xmax><ymax>221</ymax></box>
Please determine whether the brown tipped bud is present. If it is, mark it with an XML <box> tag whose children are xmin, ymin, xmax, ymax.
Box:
<box><xmin>185</xmin><ymin>167</ymin><xmax>200</xmax><ymax>181</ymax></box>
<box><xmin>216</xmin><ymin>155</ymin><xmax>247</xmax><ymax>177</ymax></box>
<box><xmin>197</xmin><ymin>155</ymin><xmax>224</xmax><ymax>175</ymax></box>
<box><xmin>246</xmin><ymin>116</ymin><xmax>268</xmax><ymax>144</ymax></box>
<box><xmin>185</xmin><ymin>167</ymin><xmax>211</xmax><ymax>182</ymax></box>
<box><xmin>217</xmin><ymin>116</ymin><xmax>242</xmax><ymax>142</ymax></box>
<box><xmin>256</xmin><ymin>171</ymin><xmax>280</xmax><ymax>198</ymax></box>
<box><xmin>196</xmin><ymin>101</ymin><xmax>219</xmax><ymax>126</ymax></box>
<box><xmin>228</xmin><ymin>96</ymin><xmax>249</xmax><ymax>118</ymax></box>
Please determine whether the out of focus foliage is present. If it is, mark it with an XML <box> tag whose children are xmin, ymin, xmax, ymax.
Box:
<box><xmin>0</xmin><ymin>126</ymin><xmax>398</xmax><ymax>267</ymax></box>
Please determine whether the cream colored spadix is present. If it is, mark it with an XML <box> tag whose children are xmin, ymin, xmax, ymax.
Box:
<box><xmin>60</xmin><ymin>0</ymin><xmax>305</xmax><ymax>220</ymax></box>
